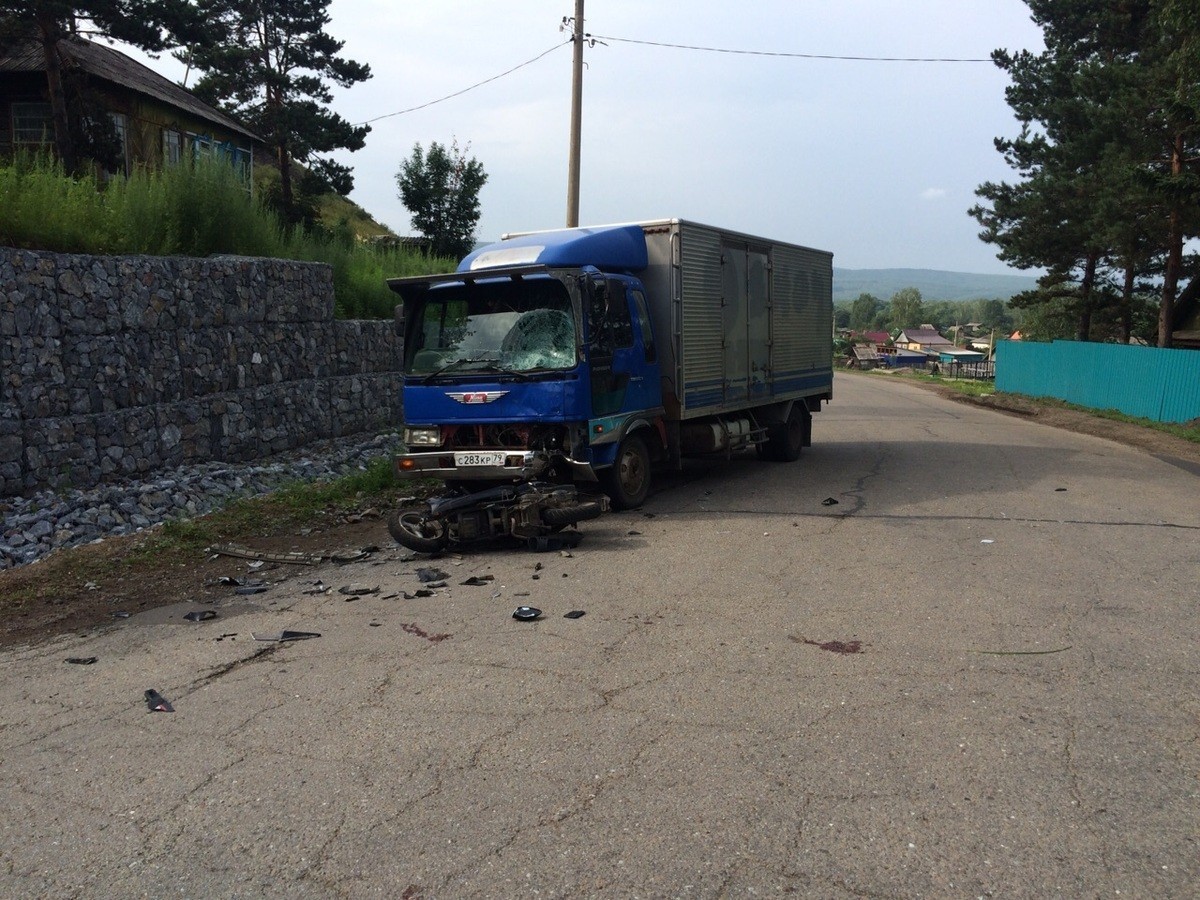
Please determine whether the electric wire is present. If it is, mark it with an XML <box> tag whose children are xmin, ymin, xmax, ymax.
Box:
<box><xmin>589</xmin><ymin>33</ymin><xmax>993</xmax><ymax>63</ymax></box>
<box><xmin>355</xmin><ymin>40</ymin><xmax>571</xmax><ymax>125</ymax></box>
<box><xmin>359</xmin><ymin>30</ymin><xmax>993</xmax><ymax>126</ymax></box>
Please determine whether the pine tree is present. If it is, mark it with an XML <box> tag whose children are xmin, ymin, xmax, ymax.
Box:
<box><xmin>184</xmin><ymin>0</ymin><xmax>371</xmax><ymax>224</ymax></box>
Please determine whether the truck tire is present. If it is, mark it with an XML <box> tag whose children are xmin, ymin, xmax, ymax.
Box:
<box><xmin>762</xmin><ymin>405</ymin><xmax>806</xmax><ymax>463</ymax></box>
<box><xmin>388</xmin><ymin>505</ymin><xmax>449</xmax><ymax>553</ymax></box>
<box><xmin>601</xmin><ymin>432</ymin><xmax>651</xmax><ymax>509</ymax></box>
<box><xmin>541</xmin><ymin>501</ymin><xmax>605</xmax><ymax>527</ymax></box>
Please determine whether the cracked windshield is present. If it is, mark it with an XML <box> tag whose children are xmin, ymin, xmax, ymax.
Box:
<box><xmin>408</xmin><ymin>279</ymin><xmax>577</xmax><ymax>376</ymax></box>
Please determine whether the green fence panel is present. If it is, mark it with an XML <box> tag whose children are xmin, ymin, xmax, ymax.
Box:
<box><xmin>995</xmin><ymin>340</ymin><xmax>1200</xmax><ymax>424</ymax></box>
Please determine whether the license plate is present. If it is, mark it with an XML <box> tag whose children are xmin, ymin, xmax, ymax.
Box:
<box><xmin>454</xmin><ymin>451</ymin><xmax>506</xmax><ymax>467</ymax></box>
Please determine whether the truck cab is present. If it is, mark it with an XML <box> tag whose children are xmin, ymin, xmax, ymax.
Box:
<box><xmin>389</xmin><ymin>226</ymin><xmax>664</xmax><ymax>507</ymax></box>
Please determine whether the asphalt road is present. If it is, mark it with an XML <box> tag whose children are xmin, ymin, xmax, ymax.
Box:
<box><xmin>2</xmin><ymin>372</ymin><xmax>1198</xmax><ymax>899</ymax></box>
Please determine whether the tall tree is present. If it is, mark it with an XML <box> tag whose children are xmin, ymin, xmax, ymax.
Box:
<box><xmin>848</xmin><ymin>292</ymin><xmax>879</xmax><ymax>331</ymax></box>
<box><xmin>185</xmin><ymin>0</ymin><xmax>371</xmax><ymax>223</ymax></box>
<box><xmin>972</xmin><ymin>0</ymin><xmax>1200</xmax><ymax>346</ymax></box>
<box><xmin>396</xmin><ymin>140</ymin><xmax>488</xmax><ymax>260</ymax></box>
<box><xmin>889</xmin><ymin>287</ymin><xmax>924</xmax><ymax>330</ymax></box>
<box><xmin>0</xmin><ymin>0</ymin><xmax>202</xmax><ymax>172</ymax></box>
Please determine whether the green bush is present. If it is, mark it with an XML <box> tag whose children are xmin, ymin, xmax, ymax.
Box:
<box><xmin>0</xmin><ymin>154</ymin><xmax>454</xmax><ymax>318</ymax></box>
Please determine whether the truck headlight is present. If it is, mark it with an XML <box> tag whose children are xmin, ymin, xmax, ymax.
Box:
<box><xmin>403</xmin><ymin>427</ymin><xmax>442</xmax><ymax>446</ymax></box>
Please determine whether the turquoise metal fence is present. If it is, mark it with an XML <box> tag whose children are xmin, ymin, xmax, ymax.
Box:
<box><xmin>995</xmin><ymin>340</ymin><xmax>1200</xmax><ymax>424</ymax></box>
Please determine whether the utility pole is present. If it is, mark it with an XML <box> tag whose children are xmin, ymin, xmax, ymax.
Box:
<box><xmin>565</xmin><ymin>0</ymin><xmax>584</xmax><ymax>227</ymax></box>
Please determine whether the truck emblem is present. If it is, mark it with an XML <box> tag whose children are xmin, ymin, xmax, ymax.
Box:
<box><xmin>447</xmin><ymin>391</ymin><xmax>508</xmax><ymax>404</ymax></box>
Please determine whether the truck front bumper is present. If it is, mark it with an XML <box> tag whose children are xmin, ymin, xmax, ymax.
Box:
<box><xmin>393</xmin><ymin>450</ymin><xmax>598</xmax><ymax>483</ymax></box>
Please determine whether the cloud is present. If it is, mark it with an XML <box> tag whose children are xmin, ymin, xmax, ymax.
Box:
<box><xmin>921</xmin><ymin>188</ymin><xmax>948</xmax><ymax>201</ymax></box>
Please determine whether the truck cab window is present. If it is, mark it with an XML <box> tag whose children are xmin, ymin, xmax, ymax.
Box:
<box><xmin>631</xmin><ymin>290</ymin><xmax>656</xmax><ymax>363</ymax></box>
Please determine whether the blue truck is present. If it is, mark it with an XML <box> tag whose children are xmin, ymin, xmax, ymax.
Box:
<box><xmin>387</xmin><ymin>219</ymin><xmax>833</xmax><ymax>509</ymax></box>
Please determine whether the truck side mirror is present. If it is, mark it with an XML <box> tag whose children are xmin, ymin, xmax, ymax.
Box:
<box><xmin>393</xmin><ymin>304</ymin><xmax>405</xmax><ymax>337</ymax></box>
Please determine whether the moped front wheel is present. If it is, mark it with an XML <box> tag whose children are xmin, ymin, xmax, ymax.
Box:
<box><xmin>388</xmin><ymin>505</ymin><xmax>449</xmax><ymax>553</ymax></box>
<box><xmin>541</xmin><ymin>501</ymin><xmax>605</xmax><ymax>528</ymax></box>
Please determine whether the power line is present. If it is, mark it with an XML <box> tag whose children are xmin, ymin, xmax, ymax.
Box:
<box><xmin>355</xmin><ymin>40</ymin><xmax>571</xmax><ymax>126</ymax></box>
<box><xmin>357</xmin><ymin>29</ymin><xmax>993</xmax><ymax>127</ymax></box>
<box><xmin>589</xmin><ymin>33</ymin><xmax>993</xmax><ymax>63</ymax></box>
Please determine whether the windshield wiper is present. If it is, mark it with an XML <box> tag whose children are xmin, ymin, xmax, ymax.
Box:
<box><xmin>420</xmin><ymin>357</ymin><xmax>530</xmax><ymax>383</ymax></box>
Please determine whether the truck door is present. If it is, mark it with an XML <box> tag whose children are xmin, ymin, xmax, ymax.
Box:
<box><xmin>747</xmin><ymin>249</ymin><xmax>771</xmax><ymax>399</ymax></box>
<box><xmin>587</xmin><ymin>276</ymin><xmax>661</xmax><ymax>416</ymax></box>
<box><xmin>721</xmin><ymin>245</ymin><xmax>749</xmax><ymax>404</ymax></box>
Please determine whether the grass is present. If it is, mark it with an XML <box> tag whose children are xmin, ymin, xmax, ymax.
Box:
<box><xmin>0</xmin><ymin>154</ymin><xmax>455</xmax><ymax>318</ymax></box>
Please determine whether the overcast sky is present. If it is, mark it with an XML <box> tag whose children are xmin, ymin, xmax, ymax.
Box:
<box><xmin>128</xmin><ymin>0</ymin><xmax>1046</xmax><ymax>275</ymax></box>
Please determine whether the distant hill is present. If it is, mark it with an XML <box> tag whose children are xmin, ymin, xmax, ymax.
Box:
<box><xmin>833</xmin><ymin>268</ymin><xmax>1039</xmax><ymax>303</ymax></box>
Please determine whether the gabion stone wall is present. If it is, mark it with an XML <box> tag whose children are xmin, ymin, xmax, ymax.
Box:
<box><xmin>0</xmin><ymin>248</ymin><xmax>402</xmax><ymax>496</ymax></box>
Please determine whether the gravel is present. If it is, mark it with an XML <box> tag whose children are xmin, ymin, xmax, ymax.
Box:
<box><xmin>0</xmin><ymin>432</ymin><xmax>405</xmax><ymax>571</ymax></box>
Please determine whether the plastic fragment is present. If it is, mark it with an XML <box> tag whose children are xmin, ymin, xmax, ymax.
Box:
<box><xmin>145</xmin><ymin>689</ymin><xmax>174</xmax><ymax>712</ymax></box>
<box><xmin>339</xmin><ymin>584</ymin><xmax>379</xmax><ymax>596</ymax></box>
<box><xmin>417</xmin><ymin>567</ymin><xmax>450</xmax><ymax>583</ymax></box>
<box><xmin>821</xmin><ymin>497</ymin><xmax>839</xmax><ymax>506</ymax></box>
<box><xmin>183</xmin><ymin>610</ymin><xmax>218</xmax><ymax>622</ymax></box>
<box><xmin>66</xmin><ymin>656</ymin><xmax>97</xmax><ymax>665</ymax></box>
<box><xmin>627</xmin><ymin>530</ymin><xmax>642</xmax><ymax>536</ymax></box>
<box><xmin>980</xmin><ymin>539</ymin><xmax>995</xmax><ymax>544</ymax></box>
<box><xmin>402</xmin><ymin>589</ymin><xmax>435</xmax><ymax>599</ymax></box>
<box><xmin>460</xmin><ymin>575</ymin><xmax>495</xmax><ymax>586</ymax></box>
<box><xmin>563</xmin><ymin>610</ymin><xmax>586</xmax><ymax>619</ymax></box>
<box><xmin>251</xmin><ymin>630</ymin><xmax>321</xmax><ymax>642</ymax></box>
<box><xmin>512</xmin><ymin>606</ymin><xmax>542</xmax><ymax>621</ymax></box>
<box><xmin>112</xmin><ymin>611</ymin><xmax>131</xmax><ymax>619</ymax></box>
<box><xmin>235</xmin><ymin>585</ymin><xmax>268</xmax><ymax>595</ymax></box>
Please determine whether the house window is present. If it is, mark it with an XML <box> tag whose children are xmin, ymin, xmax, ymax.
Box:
<box><xmin>11</xmin><ymin>102</ymin><xmax>54</xmax><ymax>145</ymax></box>
<box><xmin>163</xmin><ymin>128</ymin><xmax>182</xmax><ymax>165</ymax></box>
<box><xmin>109</xmin><ymin>112</ymin><xmax>129</xmax><ymax>174</ymax></box>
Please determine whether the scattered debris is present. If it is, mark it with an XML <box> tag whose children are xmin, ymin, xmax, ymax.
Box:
<box><xmin>183</xmin><ymin>610</ymin><xmax>218</xmax><ymax>622</ymax></box>
<box><xmin>1055</xmin><ymin>487</ymin><xmax>1067</xmax><ymax>492</ymax></box>
<box><xmin>84</xmin><ymin>581</ymin><xmax>99</xmax><ymax>590</ymax></box>
<box><xmin>302</xmin><ymin>581</ymin><xmax>330</xmax><ymax>595</ymax></box>
<box><xmin>235</xmin><ymin>585</ymin><xmax>269</xmax><ymax>595</ymax></box>
<box><xmin>417</xmin><ymin>567</ymin><xmax>450</xmax><ymax>583</ymax></box>
<box><xmin>512</xmin><ymin>606</ymin><xmax>542</xmax><ymax>621</ymax></box>
<box><xmin>252</xmin><ymin>630</ymin><xmax>321</xmax><ymax>642</ymax></box>
<box><xmin>339</xmin><ymin>584</ymin><xmax>380</xmax><ymax>596</ymax></box>
<box><xmin>247</xmin><ymin>560</ymin><xmax>264</xmax><ymax>569</ymax></box>
<box><xmin>980</xmin><ymin>539</ymin><xmax>995</xmax><ymax>544</ymax></box>
<box><xmin>460</xmin><ymin>575</ymin><xmax>495</xmax><ymax>586</ymax></box>
<box><xmin>144</xmin><ymin>689</ymin><xmax>174</xmax><ymax>712</ymax></box>
<box><xmin>400</xmin><ymin>622</ymin><xmax>452</xmax><ymax>642</ymax></box>
<box><xmin>112</xmin><ymin>611</ymin><xmax>131</xmax><ymax>619</ymax></box>
<box><xmin>627</xmin><ymin>530</ymin><xmax>642</xmax><ymax>536</ymax></box>
<box><xmin>560</xmin><ymin>550</ymin><xmax>573</xmax><ymax>559</ymax></box>
<box><xmin>381</xmin><ymin>593</ymin><xmax>400</xmax><ymax>600</ymax></box>
<box><xmin>821</xmin><ymin>497</ymin><xmax>840</xmax><ymax>506</ymax></box>
<box><xmin>402</xmin><ymin>589</ymin><xmax>435</xmax><ymax>599</ymax></box>
<box><xmin>209</xmin><ymin>544</ymin><xmax>317</xmax><ymax>566</ymax></box>
<box><xmin>213</xmin><ymin>633</ymin><xmax>238</xmax><ymax>642</ymax></box>
<box><xmin>65</xmin><ymin>656</ymin><xmax>97</xmax><ymax>665</ymax></box>
<box><xmin>563</xmin><ymin>610</ymin><xmax>586</xmax><ymax>619</ymax></box>
<box><xmin>791</xmin><ymin>636</ymin><xmax>865</xmax><ymax>655</ymax></box>
<box><xmin>369</xmin><ymin>622</ymin><xmax>382</xmax><ymax>627</ymax></box>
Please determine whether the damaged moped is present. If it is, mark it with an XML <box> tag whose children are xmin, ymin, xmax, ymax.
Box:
<box><xmin>387</xmin><ymin>481</ymin><xmax>607</xmax><ymax>553</ymax></box>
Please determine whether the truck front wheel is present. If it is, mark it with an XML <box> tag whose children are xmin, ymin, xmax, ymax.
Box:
<box><xmin>601</xmin><ymin>432</ymin><xmax>651</xmax><ymax>509</ymax></box>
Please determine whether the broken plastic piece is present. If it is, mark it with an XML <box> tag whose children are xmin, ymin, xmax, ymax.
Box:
<box><xmin>66</xmin><ymin>656</ymin><xmax>97</xmax><ymax>665</ymax></box>
<box><xmin>235</xmin><ymin>585</ymin><xmax>268</xmax><ymax>595</ymax></box>
<box><xmin>563</xmin><ymin>610</ymin><xmax>586</xmax><ymax>619</ymax></box>
<box><xmin>980</xmin><ymin>539</ymin><xmax>995</xmax><ymax>544</ymax></box>
<box><xmin>145</xmin><ymin>689</ymin><xmax>174</xmax><ymax>712</ymax></box>
<box><xmin>112</xmin><ymin>611</ymin><xmax>131</xmax><ymax>619</ymax></box>
<box><xmin>339</xmin><ymin>584</ymin><xmax>379</xmax><ymax>596</ymax></box>
<box><xmin>512</xmin><ymin>606</ymin><xmax>542</xmax><ymax>621</ymax></box>
<box><xmin>821</xmin><ymin>497</ymin><xmax>839</xmax><ymax>506</ymax></box>
<box><xmin>460</xmin><ymin>575</ymin><xmax>496</xmax><ymax>586</ymax></box>
<box><xmin>251</xmin><ymin>630</ymin><xmax>322</xmax><ymax>642</ymax></box>
<box><xmin>417</xmin><ymin>567</ymin><xmax>450</xmax><ymax>583</ymax></box>
<box><xmin>402</xmin><ymin>589</ymin><xmax>435</xmax><ymax>599</ymax></box>
<box><xmin>183</xmin><ymin>610</ymin><xmax>218</xmax><ymax>622</ymax></box>
<box><xmin>1055</xmin><ymin>487</ymin><xmax>1067</xmax><ymax>492</ymax></box>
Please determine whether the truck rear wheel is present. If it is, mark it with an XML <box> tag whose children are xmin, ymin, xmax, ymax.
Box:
<box><xmin>761</xmin><ymin>405</ymin><xmax>806</xmax><ymax>463</ymax></box>
<box><xmin>601</xmin><ymin>432</ymin><xmax>651</xmax><ymax>509</ymax></box>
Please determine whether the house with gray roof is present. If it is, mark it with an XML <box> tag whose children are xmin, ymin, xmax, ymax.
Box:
<box><xmin>1</xmin><ymin>36</ymin><xmax>261</xmax><ymax>178</ymax></box>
